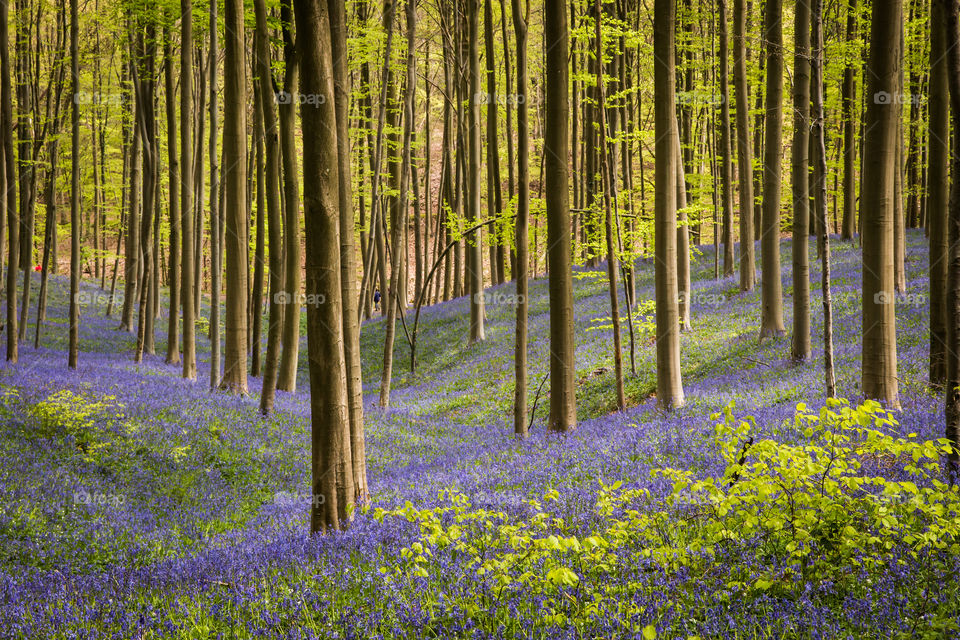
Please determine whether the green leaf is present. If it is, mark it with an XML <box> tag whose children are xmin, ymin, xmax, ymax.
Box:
<box><xmin>546</xmin><ymin>566</ymin><xmax>580</xmax><ymax>587</ymax></box>
<box><xmin>642</xmin><ymin>624</ymin><xmax>657</xmax><ymax>640</ymax></box>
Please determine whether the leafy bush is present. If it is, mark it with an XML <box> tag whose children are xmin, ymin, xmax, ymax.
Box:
<box><xmin>29</xmin><ymin>389</ymin><xmax>125</xmax><ymax>460</ymax></box>
<box><xmin>374</xmin><ymin>399</ymin><xmax>960</xmax><ymax>635</ymax></box>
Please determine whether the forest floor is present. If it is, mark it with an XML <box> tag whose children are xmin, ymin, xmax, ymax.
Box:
<box><xmin>1</xmin><ymin>230</ymin><xmax>957</xmax><ymax>639</ymax></box>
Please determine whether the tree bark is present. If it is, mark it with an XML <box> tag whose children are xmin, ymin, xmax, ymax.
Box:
<box><xmin>759</xmin><ymin>0</ymin><xmax>785</xmax><ymax>339</ymax></box>
<box><xmin>294</xmin><ymin>0</ymin><xmax>355</xmax><ymax>533</ymax></box>
<box><xmin>654</xmin><ymin>0</ymin><xmax>685</xmax><ymax>410</ymax></box>
<box><xmin>221</xmin><ymin>0</ymin><xmax>249</xmax><ymax>393</ymax></box>
<box><xmin>790</xmin><ymin>0</ymin><xmax>810</xmax><ymax>360</ymax></box>
<box><xmin>733</xmin><ymin>0</ymin><xmax>755</xmax><ymax>290</ymax></box>
<box><xmin>328</xmin><ymin>0</ymin><xmax>367</xmax><ymax>503</ymax></box>
<box><xmin>930</xmin><ymin>0</ymin><xmax>949</xmax><ymax>387</ymax></box>
<box><xmin>181</xmin><ymin>0</ymin><xmax>197</xmax><ymax>379</ymax></box>
<box><xmin>718</xmin><ymin>0</ymin><xmax>734</xmax><ymax>276</ymax></box>
<box><xmin>512</xmin><ymin>0</ymin><xmax>529</xmax><ymax>437</ymax></box>
<box><xmin>545</xmin><ymin>0</ymin><xmax>576</xmax><ymax>430</ymax></box>
<box><xmin>277</xmin><ymin>0</ymin><xmax>302</xmax><ymax>392</ymax></box>
<box><xmin>467</xmin><ymin>0</ymin><xmax>486</xmax><ymax>343</ymax></box>
<box><xmin>861</xmin><ymin>0</ymin><xmax>902</xmax><ymax>409</ymax></box>
<box><xmin>164</xmin><ymin>24</ymin><xmax>181</xmax><ymax>366</ymax></box>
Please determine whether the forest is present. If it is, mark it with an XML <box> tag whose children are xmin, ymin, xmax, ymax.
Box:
<box><xmin>1</xmin><ymin>0</ymin><xmax>959</xmax><ymax>636</ymax></box>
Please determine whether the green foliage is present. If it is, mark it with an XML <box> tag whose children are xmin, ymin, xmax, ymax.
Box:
<box><xmin>373</xmin><ymin>400</ymin><xmax>960</xmax><ymax>634</ymax></box>
<box><xmin>29</xmin><ymin>389</ymin><xmax>126</xmax><ymax>461</ymax></box>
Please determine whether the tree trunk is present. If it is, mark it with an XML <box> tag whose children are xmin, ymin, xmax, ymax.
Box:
<box><xmin>181</xmin><ymin>0</ymin><xmax>197</xmax><ymax>379</ymax></box>
<box><xmin>841</xmin><ymin>0</ymin><xmax>858</xmax><ymax>239</ymax></box>
<box><xmin>790</xmin><ymin>0</ymin><xmax>810</xmax><ymax>360</ymax></box>
<box><xmin>220</xmin><ymin>0</ymin><xmax>249</xmax><ymax>393</ymax></box>
<box><xmin>941</xmin><ymin>0</ymin><xmax>960</xmax><ymax>473</ymax></box>
<box><xmin>545</xmin><ymin>0</ymin><xmax>576</xmax><ymax>431</ymax></box>
<box><xmin>328</xmin><ymin>0</ymin><xmax>367</xmax><ymax>503</ymax></box>
<box><xmin>379</xmin><ymin>0</ymin><xmax>413</xmax><ymax>408</ymax></box>
<box><xmin>654</xmin><ymin>0</ymin><xmax>685</xmax><ymax>410</ymax></box>
<box><xmin>277</xmin><ymin>0</ymin><xmax>302</xmax><ymax>392</ymax></box>
<box><xmin>467</xmin><ymin>0</ymin><xmax>486</xmax><ymax>343</ymax></box>
<box><xmin>718</xmin><ymin>0</ymin><xmax>734</xmax><ymax>276</ymax></box>
<box><xmin>733</xmin><ymin>0</ymin><xmax>755</xmax><ymax>290</ymax></box>
<box><xmin>164</xmin><ymin>24</ymin><xmax>181</xmax><ymax>366</ymax></box>
<box><xmin>208</xmin><ymin>0</ymin><xmax>221</xmax><ymax>390</ymax></box>
<box><xmin>930</xmin><ymin>0</ymin><xmax>949</xmax><ymax>387</ymax></box>
<box><xmin>1</xmin><ymin>0</ymin><xmax>17</xmax><ymax>363</ymax></box>
<box><xmin>68</xmin><ymin>0</ymin><xmax>79</xmax><ymax>368</ymax></box>
<box><xmin>256</xmin><ymin>0</ymin><xmax>286</xmax><ymax>414</ymax></box>
<box><xmin>811</xmin><ymin>0</ymin><xmax>835</xmax><ymax>397</ymax></box>
<box><xmin>512</xmin><ymin>0</ymin><xmax>529</xmax><ymax>437</ymax></box>
<box><xmin>294</xmin><ymin>0</ymin><xmax>355</xmax><ymax>534</ymax></box>
<box><xmin>759</xmin><ymin>0</ymin><xmax>785</xmax><ymax>339</ymax></box>
<box><xmin>861</xmin><ymin>0</ymin><xmax>902</xmax><ymax>409</ymax></box>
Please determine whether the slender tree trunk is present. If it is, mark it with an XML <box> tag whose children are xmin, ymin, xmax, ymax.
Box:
<box><xmin>256</xmin><ymin>0</ymin><xmax>285</xmax><ymax>414</ymax></box>
<box><xmin>718</xmin><ymin>0</ymin><xmax>734</xmax><ymax>276</ymax></box>
<box><xmin>251</xmin><ymin>80</ymin><xmax>265</xmax><ymax>377</ymax></box>
<box><xmin>759</xmin><ymin>0</ymin><xmax>785</xmax><ymax>339</ymax></box>
<box><xmin>220</xmin><ymin>0</ymin><xmax>249</xmax><ymax>393</ymax></box>
<box><xmin>294</xmin><ymin>0</ymin><xmax>355</xmax><ymax>534</ymax></box>
<box><xmin>545</xmin><ymin>0</ymin><xmax>576</xmax><ymax>431</ymax></box>
<box><xmin>930</xmin><ymin>0</ymin><xmax>949</xmax><ymax>387</ymax></box>
<box><xmin>181</xmin><ymin>0</ymin><xmax>196</xmax><ymax>379</ymax></box>
<box><xmin>811</xmin><ymin>0</ymin><xmax>834</xmax><ymax>397</ymax></box>
<box><xmin>654</xmin><ymin>0</ymin><xmax>685</xmax><ymax>410</ymax></box>
<box><xmin>164</xmin><ymin>25</ymin><xmax>181</xmax><ymax>365</ymax></box>
<box><xmin>68</xmin><ymin>0</ymin><xmax>79</xmax><ymax>368</ymax></box>
<box><xmin>1</xmin><ymin>0</ymin><xmax>17</xmax><ymax>363</ymax></box>
<box><xmin>380</xmin><ymin>0</ymin><xmax>414</xmax><ymax>408</ymax></box>
<box><xmin>941</xmin><ymin>0</ymin><xmax>960</xmax><ymax>474</ymax></box>
<box><xmin>675</xmin><ymin>120</ymin><xmax>692</xmax><ymax>332</ymax></box>
<box><xmin>841</xmin><ymin>0</ymin><xmax>858</xmax><ymax>239</ymax></box>
<box><xmin>791</xmin><ymin>0</ymin><xmax>811</xmax><ymax>360</ymax></box>
<box><xmin>733</xmin><ymin>0</ymin><xmax>755</xmax><ymax>290</ymax></box>
<box><xmin>593</xmin><ymin>0</ymin><xmax>625</xmax><ymax>410</ymax></box>
<box><xmin>861</xmin><ymin>0</ymin><xmax>902</xmax><ymax>409</ymax></box>
<box><xmin>208</xmin><ymin>0</ymin><xmax>221</xmax><ymax>390</ymax></box>
<box><xmin>512</xmin><ymin>0</ymin><xmax>529</xmax><ymax>437</ymax></box>
<box><xmin>132</xmin><ymin>27</ymin><xmax>157</xmax><ymax>363</ymax></box>
<box><xmin>328</xmin><ymin>0</ymin><xmax>367</xmax><ymax>503</ymax></box>
<box><xmin>467</xmin><ymin>0</ymin><xmax>486</xmax><ymax>343</ymax></box>
<box><xmin>277</xmin><ymin>0</ymin><xmax>302</xmax><ymax>392</ymax></box>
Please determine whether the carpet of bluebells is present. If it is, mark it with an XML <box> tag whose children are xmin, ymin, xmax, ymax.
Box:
<box><xmin>1</xmin><ymin>231</ymin><xmax>958</xmax><ymax>639</ymax></box>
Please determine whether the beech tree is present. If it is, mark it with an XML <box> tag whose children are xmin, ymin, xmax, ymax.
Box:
<box><xmin>293</xmin><ymin>0</ymin><xmax>356</xmax><ymax>533</ymax></box>
<box><xmin>654</xmin><ymin>0</ymin><xmax>684</xmax><ymax>409</ymax></box>
<box><xmin>758</xmin><ymin>0</ymin><xmax>785</xmax><ymax>340</ymax></box>
<box><xmin>732</xmin><ymin>0</ymin><xmax>754</xmax><ymax>290</ymax></box>
<box><xmin>861</xmin><ymin>0</ymin><xmax>901</xmax><ymax>409</ymax></box>
<box><xmin>221</xmin><ymin>0</ymin><xmax>249</xmax><ymax>393</ymax></box>
<box><xmin>181</xmin><ymin>0</ymin><xmax>196</xmax><ymax>380</ymax></box>
<box><xmin>545</xmin><ymin>0</ymin><xmax>576</xmax><ymax>431</ymax></box>
<box><xmin>790</xmin><ymin>0</ymin><xmax>810</xmax><ymax>361</ymax></box>
<box><xmin>929</xmin><ymin>0</ymin><xmax>949</xmax><ymax>387</ymax></box>
<box><xmin>512</xmin><ymin>0</ymin><xmax>529</xmax><ymax>437</ymax></box>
